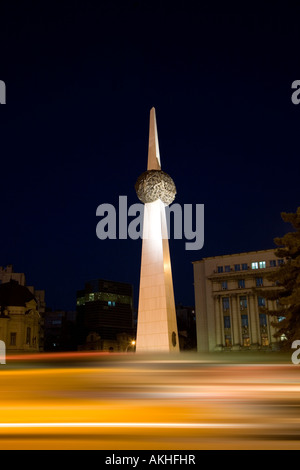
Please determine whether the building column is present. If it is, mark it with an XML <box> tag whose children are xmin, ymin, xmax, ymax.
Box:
<box><xmin>214</xmin><ymin>296</ymin><xmax>222</xmax><ymax>351</ymax></box>
<box><xmin>220</xmin><ymin>298</ymin><xmax>225</xmax><ymax>348</ymax></box>
<box><xmin>231</xmin><ymin>294</ymin><xmax>241</xmax><ymax>350</ymax></box>
<box><xmin>240</xmin><ymin>295</ymin><xmax>250</xmax><ymax>348</ymax></box>
<box><xmin>254</xmin><ymin>295</ymin><xmax>262</xmax><ymax>347</ymax></box>
<box><xmin>237</xmin><ymin>298</ymin><xmax>243</xmax><ymax>345</ymax></box>
<box><xmin>249</xmin><ymin>293</ymin><xmax>259</xmax><ymax>348</ymax></box>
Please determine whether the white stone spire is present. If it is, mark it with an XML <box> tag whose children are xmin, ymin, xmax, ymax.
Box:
<box><xmin>147</xmin><ymin>107</ymin><xmax>161</xmax><ymax>171</ymax></box>
<box><xmin>136</xmin><ymin>108</ymin><xmax>179</xmax><ymax>353</ymax></box>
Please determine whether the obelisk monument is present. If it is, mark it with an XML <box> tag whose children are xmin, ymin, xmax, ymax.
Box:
<box><xmin>135</xmin><ymin>108</ymin><xmax>179</xmax><ymax>352</ymax></box>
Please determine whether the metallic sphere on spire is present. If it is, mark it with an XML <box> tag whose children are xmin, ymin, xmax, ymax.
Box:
<box><xmin>135</xmin><ymin>169</ymin><xmax>176</xmax><ymax>206</ymax></box>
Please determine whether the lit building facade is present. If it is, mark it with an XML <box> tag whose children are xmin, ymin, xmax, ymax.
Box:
<box><xmin>0</xmin><ymin>265</ymin><xmax>46</xmax><ymax>350</ymax></box>
<box><xmin>193</xmin><ymin>249</ymin><xmax>283</xmax><ymax>352</ymax></box>
<box><xmin>0</xmin><ymin>265</ymin><xmax>26</xmax><ymax>285</ymax></box>
<box><xmin>0</xmin><ymin>280</ymin><xmax>40</xmax><ymax>352</ymax></box>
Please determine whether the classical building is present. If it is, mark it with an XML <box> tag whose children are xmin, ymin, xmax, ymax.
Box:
<box><xmin>0</xmin><ymin>265</ymin><xmax>26</xmax><ymax>285</ymax></box>
<box><xmin>0</xmin><ymin>265</ymin><xmax>46</xmax><ymax>350</ymax></box>
<box><xmin>193</xmin><ymin>249</ymin><xmax>284</xmax><ymax>352</ymax></box>
<box><xmin>0</xmin><ymin>280</ymin><xmax>40</xmax><ymax>352</ymax></box>
<box><xmin>76</xmin><ymin>279</ymin><xmax>135</xmax><ymax>352</ymax></box>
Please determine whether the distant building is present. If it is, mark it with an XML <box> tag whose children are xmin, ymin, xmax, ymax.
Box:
<box><xmin>0</xmin><ymin>266</ymin><xmax>46</xmax><ymax>351</ymax></box>
<box><xmin>44</xmin><ymin>310</ymin><xmax>77</xmax><ymax>351</ymax></box>
<box><xmin>0</xmin><ymin>265</ymin><xmax>26</xmax><ymax>286</ymax></box>
<box><xmin>176</xmin><ymin>304</ymin><xmax>197</xmax><ymax>350</ymax></box>
<box><xmin>193</xmin><ymin>249</ymin><xmax>283</xmax><ymax>352</ymax></box>
<box><xmin>76</xmin><ymin>279</ymin><xmax>135</xmax><ymax>352</ymax></box>
<box><xmin>0</xmin><ymin>280</ymin><xmax>40</xmax><ymax>352</ymax></box>
<box><xmin>176</xmin><ymin>305</ymin><xmax>197</xmax><ymax>350</ymax></box>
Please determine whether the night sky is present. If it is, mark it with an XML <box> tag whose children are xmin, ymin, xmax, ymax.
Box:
<box><xmin>0</xmin><ymin>2</ymin><xmax>299</xmax><ymax>311</ymax></box>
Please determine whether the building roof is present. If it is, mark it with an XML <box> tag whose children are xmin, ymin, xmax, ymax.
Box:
<box><xmin>192</xmin><ymin>248</ymin><xmax>275</xmax><ymax>263</ymax></box>
<box><xmin>0</xmin><ymin>280</ymin><xmax>36</xmax><ymax>307</ymax></box>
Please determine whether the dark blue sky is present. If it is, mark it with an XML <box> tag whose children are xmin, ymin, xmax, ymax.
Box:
<box><xmin>0</xmin><ymin>1</ymin><xmax>299</xmax><ymax>310</ymax></box>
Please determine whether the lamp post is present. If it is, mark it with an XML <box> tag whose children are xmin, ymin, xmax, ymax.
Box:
<box><xmin>126</xmin><ymin>340</ymin><xmax>136</xmax><ymax>353</ymax></box>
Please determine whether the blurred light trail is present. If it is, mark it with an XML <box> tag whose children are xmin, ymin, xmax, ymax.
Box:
<box><xmin>0</xmin><ymin>353</ymin><xmax>299</xmax><ymax>449</ymax></box>
<box><xmin>0</xmin><ymin>422</ymin><xmax>255</xmax><ymax>429</ymax></box>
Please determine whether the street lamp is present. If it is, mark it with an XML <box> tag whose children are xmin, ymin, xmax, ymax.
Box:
<box><xmin>126</xmin><ymin>340</ymin><xmax>136</xmax><ymax>352</ymax></box>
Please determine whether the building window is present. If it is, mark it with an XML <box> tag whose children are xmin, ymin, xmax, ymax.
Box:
<box><xmin>238</xmin><ymin>279</ymin><xmax>245</xmax><ymax>289</ymax></box>
<box><xmin>222</xmin><ymin>297</ymin><xmax>230</xmax><ymax>311</ymax></box>
<box><xmin>242</xmin><ymin>263</ymin><xmax>248</xmax><ymax>271</ymax></box>
<box><xmin>224</xmin><ymin>335</ymin><xmax>232</xmax><ymax>347</ymax></box>
<box><xmin>241</xmin><ymin>312</ymin><xmax>250</xmax><ymax>346</ymax></box>
<box><xmin>87</xmin><ymin>293</ymin><xmax>95</xmax><ymax>302</ymax></box>
<box><xmin>251</xmin><ymin>262</ymin><xmax>258</xmax><ymax>270</ymax></box>
<box><xmin>217</xmin><ymin>266</ymin><xmax>223</xmax><ymax>273</ymax></box>
<box><xmin>234</xmin><ymin>264</ymin><xmax>241</xmax><ymax>272</ymax></box>
<box><xmin>221</xmin><ymin>281</ymin><xmax>228</xmax><ymax>290</ymax></box>
<box><xmin>26</xmin><ymin>327</ymin><xmax>31</xmax><ymax>345</ymax></box>
<box><xmin>240</xmin><ymin>296</ymin><xmax>247</xmax><ymax>310</ymax></box>
<box><xmin>256</xmin><ymin>277</ymin><xmax>263</xmax><ymax>287</ymax></box>
<box><xmin>10</xmin><ymin>333</ymin><xmax>16</xmax><ymax>346</ymax></box>
<box><xmin>278</xmin><ymin>259</ymin><xmax>284</xmax><ymax>266</ymax></box>
<box><xmin>259</xmin><ymin>313</ymin><xmax>267</xmax><ymax>326</ymax></box>
<box><xmin>225</xmin><ymin>265</ymin><xmax>231</xmax><ymax>272</ymax></box>
<box><xmin>270</xmin><ymin>260</ymin><xmax>276</xmax><ymax>267</ymax></box>
<box><xmin>258</xmin><ymin>296</ymin><xmax>266</xmax><ymax>307</ymax></box>
<box><xmin>261</xmin><ymin>335</ymin><xmax>269</xmax><ymax>346</ymax></box>
<box><xmin>76</xmin><ymin>297</ymin><xmax>85</xmax><ymax>306</ymax></box>
<box><xmin>259</xmin><ymin>261</ymin><xmax>266</xmax><ymax>269</ymax></box>
<box><xmin>224</xmin><ymin>315</ymin><xmax>231</xmax><ymax>329</ymax></box>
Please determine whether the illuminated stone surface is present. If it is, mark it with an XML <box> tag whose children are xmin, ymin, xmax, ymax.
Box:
<box><xmin>136</xmin><ymin>108</ymin><xmax>179</xmax><ymax>353</ymax></box>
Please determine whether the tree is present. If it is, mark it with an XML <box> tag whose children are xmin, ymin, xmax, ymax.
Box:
<box><xmin>262</xmin><ymin>207</ymin><xmax>300</xmax><ymax>349</ymax></box>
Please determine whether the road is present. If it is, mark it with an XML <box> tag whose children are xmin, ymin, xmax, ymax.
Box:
<box><xmin>0</xmin><ymin>351</ymin><xmax>299</xmax><ymax>449</ymax></box>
